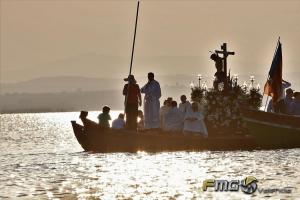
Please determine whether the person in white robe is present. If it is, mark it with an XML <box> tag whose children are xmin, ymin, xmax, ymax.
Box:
<box><xmin>164</xmin><ymin>101</ymin><xmax>184</xmax><ymax>132</ymax></box>
<box><xmin>141</xmin><ymin>72</ymin><xmax>161</xmax><ymax>129</ymax></box>
<box><xmin>179</xmin><ymin>95</ymin><xmax>192</xmax><ymax>114</ymax></box>
<box><xmin>112</xmin><ymin>113</ymin><xmax>125</xmax><ymax>129</ymax></box>
<box><xmin>183</xmin><ymin>102</ymin><xmax>208</xmax><ymax>137</ymax></box>
<box><xmin>160</xmin><ymin>99</ymin><xmax>171</xmax><ymax>129</ymax></box>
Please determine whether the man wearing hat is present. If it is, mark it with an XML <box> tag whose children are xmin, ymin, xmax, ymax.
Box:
<box><xmin>123</xmin><ymin>74</ymin><xmax>142</xmax><ymax>130</ymax></box>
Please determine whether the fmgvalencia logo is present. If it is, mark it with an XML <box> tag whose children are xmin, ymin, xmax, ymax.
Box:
<box><xmin>202</xmin><ymin>176</ymin><xmax>258</xmax><ymax>194</ymax></box>
<box><xmin>202</xmin><ymin>176</ymin><xmax>292</xmax><ymax>194</ymax></box>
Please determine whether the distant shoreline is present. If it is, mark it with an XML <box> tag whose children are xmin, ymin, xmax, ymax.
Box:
<box><xmin>0</xmin><ymin>109</ymin><xmax>79</xmax><ymax>114</ymax></box>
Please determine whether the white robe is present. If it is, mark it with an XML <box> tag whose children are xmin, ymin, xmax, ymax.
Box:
<box><xmin>164</xmin><ymin>107</ymin><xmax>184</xmax><ymax>132</ymax></box>
<box><xmin>160</xmin><ymin>105</ymin><xmax>171</xmax><ymax>129</ymax></box>
<box><xmin>112</xmin><ymin>118</ymin><xmax>125</xmax><ymax>129</ymax></box>
<box><xmin>141</xmin><ymin>80</ymin><xmax>161</xmax><ymax>129</ymax></box>
<box><xmin>183</xmin><ymin>111</ymin><xmax>208</xmax><ymax>137</ymax></box>
<box><xmin>179</xmin><ymin>101</ymin><xmax>192</xmax><ymax>114</ymax></box>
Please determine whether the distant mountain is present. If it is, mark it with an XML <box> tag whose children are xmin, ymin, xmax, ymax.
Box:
<box><xmin>1</xmin><ymin>76</ymin><xmax>123</xmax><ymax>94</ymax></box>
<box><xmin>1</xmin><ymin>72</ymin><xmax>300</xmax><ymax>94</ymax></box>
<box><xmin>0</xmin><ymin>75</ymin><xmax>195</xmax><ymax>94</ymax></box>
<box><xmin>1</xmin><ymin>73</ymin><xmax>299</xmax><ymax>113</ymax></box>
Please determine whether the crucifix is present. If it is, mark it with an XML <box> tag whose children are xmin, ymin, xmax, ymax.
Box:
<box><xmin>215</xmin><ymin>43</ymin><xmax>235</xmax><ymax>76</ymax></box>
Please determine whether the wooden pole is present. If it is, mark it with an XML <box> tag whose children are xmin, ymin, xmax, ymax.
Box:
<box><xmin>124</xmin><ymin>1</ymin><xmax>140</xmax><ymax>124</ymax></box>
<box><xmin>129</xmin><ymin>1</ymin><xmax>140</xmax><ymax>75</ymax></box>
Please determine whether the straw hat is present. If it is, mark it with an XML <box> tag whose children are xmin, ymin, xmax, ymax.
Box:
<box><xmin>124</xmin><ymin>74</ymin><xmax>135</xmax><ymax>82</ymax></box>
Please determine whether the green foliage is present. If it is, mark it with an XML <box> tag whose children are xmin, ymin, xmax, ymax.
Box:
<box><xmin>247</xmin><ymin>88</ymin><xmax>263</xmax><ymax>109</ymax></box>
<box><xmin>191</xmin><ymin>87</ymin><xmax>205</xmax><ymax>103</ymax></box>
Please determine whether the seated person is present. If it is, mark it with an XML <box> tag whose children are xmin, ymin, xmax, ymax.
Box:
<box><xmin>137</xmin><ymin>110</ymin><xmax>145</xmax><ymax>130</ymax></box>
<box><xmin>183</xmin><ymin>102</ymin><xmax>208</xmax><ymax>137</ymax></box>
<box><xmin>291</xmin><ymin>92</ymin><xmax>300</xmax><ymax>115</ymax></box>
<box><xmin>164</xmin><ymin>101</ymin><xmax>184</xmax><ymax>132</ymax></box>
<box><xmin>179</xmin><ymin>95</ymin><xmax>192</xmax><ymax>114</ymax></box>
<box><xmin>98</xmin><ymin>105</ymin><xmax>111</xmax><ymax>128</ymax></box>
<box><xmin>160</xmin><ymin>99</ymin><xmax>171</xmax><ymax>129</ymax></box>
<box><xmin>112</xmin><ymin>113</ymin><xmax>125</xmax><ymax>129</ymax></box>
<box><xmin>284</xmin><ymin>88</ymin><xmax>294</xmax><ymax>115</ymax></box>
<box><xmin>79</xmin><ymin>111</ymin><xmax>98</xmax><ymax>129</ymax></box>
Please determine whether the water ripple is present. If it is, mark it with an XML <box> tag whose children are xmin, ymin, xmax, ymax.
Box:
<box><xmin>0</xmin><ymin>112</ymin><xmax>299</xmax><ymax>199</ymax></box>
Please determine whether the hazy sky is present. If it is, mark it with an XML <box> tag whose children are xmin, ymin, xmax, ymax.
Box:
<box><xmin>1</xmin><ymin>0</ymin><xmax>300</xmax><ymax>83</ymax></box>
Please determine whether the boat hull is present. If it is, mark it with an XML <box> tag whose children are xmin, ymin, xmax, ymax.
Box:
<box><xmin>242</xmin><ymin>109</ymin><xmax>300</xmax><ymax>149</ymax></box>
<box><xmin>71</xmin><ymin>121</ymin><xmax>256</xmax><ymax>152</ymax></box>
<box><xmin>71</xmin><ymin>109</ymin><xmax>300</xmax><ymax>153</ymax></box>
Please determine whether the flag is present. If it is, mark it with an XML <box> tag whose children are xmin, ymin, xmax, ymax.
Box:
<box><xmin>264</xmin><ymin>40</ymin><xmax>283</xmax><ymax>104</ymax></box>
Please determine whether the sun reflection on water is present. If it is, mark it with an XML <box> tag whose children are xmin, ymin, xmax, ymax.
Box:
<box><xmin>0</xmin><ymin>112</ymin><xmax>299</xmax><ymax>199</ymax></box>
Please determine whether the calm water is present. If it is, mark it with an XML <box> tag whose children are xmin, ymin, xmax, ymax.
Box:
<box><xmin>0</xmin><ymin>111</ymin><xmax>299</xmax><ymax>199</ymax></box>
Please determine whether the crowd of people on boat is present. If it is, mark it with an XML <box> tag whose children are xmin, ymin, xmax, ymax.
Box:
<box><xmin>91</xmin><ymin>72</ymin><xmax>300</xmax><ymax>136</ymax></box>
<box><xmin>267</xmin><ymin>81</ymin><xmax>300</xmax><ymax>115</ymax></box>
<box><xmin>95</xmin><ymin>72</ymin><xmax>208</xmax><ymax>137</ymax></box>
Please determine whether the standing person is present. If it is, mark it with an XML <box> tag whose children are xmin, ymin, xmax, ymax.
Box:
<box><xmin>183</xmin><ymin>102</ymin><xmax>208</xmax><ymax>137</ymax></box>
<box><xmin>98</xmin><ymin>106</ymin><xmax>111</xmax><ymax>129</ymax></box>
<box><xmin>179</xmin><ymin>95</ymin><xmax>192</xmax><ymax>114</ymax></box>
<box><xmin>141</xmin><ymin>72</ymin><xmax>161</xmax><ymax>129</ymax></box>
<box><xmin>123</xmin><ymin>74</ymin><xmax>142</xmax><ymax>130</ymax></box>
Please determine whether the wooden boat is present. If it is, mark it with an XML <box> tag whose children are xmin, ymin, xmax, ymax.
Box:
<box><xmin>71</xmin><ymin>120</ymin><xmax>256</xmax><ymax>153</ymax></box>
<box><xmin>71</xmin><ymin>110</ymin><xmax>300</xmax><ymax>153</ymax></box>
<box><xmin>242</xmin><ymin>109</ymin><xmax>300</xmax><ymax>149</ymax></box>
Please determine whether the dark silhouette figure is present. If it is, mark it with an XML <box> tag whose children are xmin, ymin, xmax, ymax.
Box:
<box><xmin>211</xmin><ymin>53</ymin><xmax>226</xmax><ymax>90</ymax></box>
<box><xmin>98</xmin><ymin>106</ymin><xmax>111</xmax><ymax>129</ymax></box>
<box><xmin>123</xmin><ymin>74</ymin><xmax>142</xmax><ymax>131</ymax></box>
<box><xmin>79</xmin><ymin>111</ymin><xmax>98</xmax><ymax>130</ymax></box>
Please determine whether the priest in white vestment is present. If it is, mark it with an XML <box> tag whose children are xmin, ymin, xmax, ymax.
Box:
<box><xmin>160</xmin><ymin>100</ymin><xmax>171</xmax><ymax>129</ymax></box>
<box><xmin>179</xmin><ymin>95</ymin><xmax>192</xmax><ymax>114</ymax></box>
<box><xmin>183</xmin><ymin>102</ymin><xmax>208</xmax><ymax>137</ymax></box>
<box><xmin>164</xmin><ymin>101</ymin><xmax>184</xmax><ymax>132</ymax></box>
<box><xmin>141</xmin><ymin>72</ymin><xmax>162</xmax><ymax>129</ymax></box>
